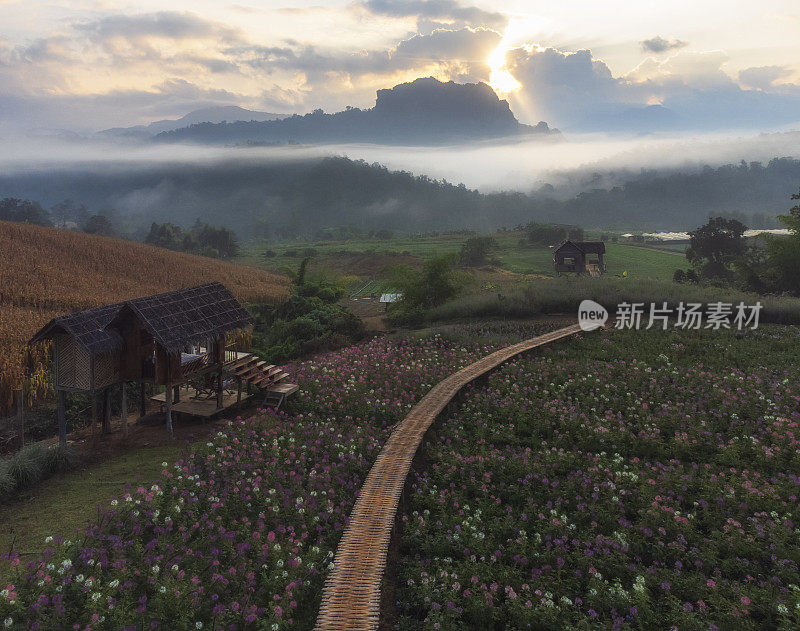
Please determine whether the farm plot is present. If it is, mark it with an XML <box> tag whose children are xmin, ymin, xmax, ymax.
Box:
<box><xmin>394</xmin><ymin>326</ymin><xmax>800</xmax><ymax>630</ymax></box>
<box><xmin>0</xmin><ymin>330</ymin><xmax>533</xmax><ymax>630</ymax></box>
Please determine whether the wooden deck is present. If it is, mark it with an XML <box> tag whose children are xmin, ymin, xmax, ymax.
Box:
<box><xmin>315</xmin><ymin>323</ymin><xmax>591</xmax><ymax>630</ymax></box>
<box><xmin>150</xmin><ymin>387</ymin><xmax>245</xmax><ymax>417</ymax></box>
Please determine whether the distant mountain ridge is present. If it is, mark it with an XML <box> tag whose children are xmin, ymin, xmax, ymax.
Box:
<box><xmin>154</xmin><ymin>78</ymin><xmax>558</xmax><ymax>146</ymax></box>
<box><xmin>99</xmin><ymin>106</ymin><xmax>286</xmax><ymax>139</ymax></box>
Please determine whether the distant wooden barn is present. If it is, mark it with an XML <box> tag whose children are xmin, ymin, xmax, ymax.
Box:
<box><xmin>30</xmin><ymin>282</ymin><xmax>297</xmax><ymax>443</ymax></box>
<box><xmin>553</xmin><ymin>241</ymin><xmax>606</xmax><ymax>276</ymax></box>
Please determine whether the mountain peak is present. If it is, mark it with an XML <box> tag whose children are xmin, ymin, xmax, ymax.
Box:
<box><xmin>154</xmin><ymin>78</ymin><xmax>557</xmax><ymax>146</ymax></box>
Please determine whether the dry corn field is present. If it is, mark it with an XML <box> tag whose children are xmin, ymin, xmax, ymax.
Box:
<box><xmin>0</xmin><ymin>220</ymin><xmax>290</xmax><ymax>413</ymax></box>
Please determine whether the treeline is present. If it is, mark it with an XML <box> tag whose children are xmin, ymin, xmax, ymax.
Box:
<box><xmin>145</xmin><ymin>222</ymin><xmax>239</xmax><ymax>259</ymax></box>
<box><xmin>674</xmin><ymin>189</ymin><xmax>800</xmax><ymax>295</ymax></box>
<box><xmin>0</xmin><ymin>156</ymin><xmax>797</xmax><ymax>238</ymax></box>
<box><xmin>0</xmin><ymin>197</ymin><xmax>238</xmax><ymax>260</ymax></box>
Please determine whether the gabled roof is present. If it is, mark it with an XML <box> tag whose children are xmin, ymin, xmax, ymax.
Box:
<box><xmin>29</xmin><ymin>282</ymin><xmax>252</xmax><ymax>356</ymax></box>
<box><xmin>554</xmin><ymin>240</ymin><xmax>606</xmax><ymax>255</ymax></box>
<box><xmin>112</xmin><ymin>282</ymin><xmax>252</xmax><ymax>354</ymax></box>
<box><xmin>29</xmin><ymin>302</ymin><xmax>124</xmax><ymax>354</ymax></box>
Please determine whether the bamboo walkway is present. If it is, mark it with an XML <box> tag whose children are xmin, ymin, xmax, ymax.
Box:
<box><xmin>315</xmin><ymin>322</ymin><xmax>587</xmax><ymax>630</ymax></box>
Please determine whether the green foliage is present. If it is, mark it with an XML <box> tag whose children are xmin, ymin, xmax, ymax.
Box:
<box><xmin>459</xmin><ymin>236</ymin><xmax>496</xmax><ymax>267</ymax></box>
<box><xmin>526</xmin><ymin>222</ymin><xmax>583</xmax><ymax>245</ymax></box>
<box><xmin>0</xmin><ymin>198</ymin><xmax>52</xmax><ymax>226</ymax></box>
<box><xmin>0</xmin><ymin>443</ymin><xmax>78</xmax><ymax>503</ymax></box>
<box><xmin>145</xmin><ymin>219</ymin><xmax>239</xmax><ymax>258</ymax></box>
<box><xmin>296</xmin><ymin>256</ymin><xmax>312</xmax><ymax>286</ymax></box>
<box><xmin>387</xmin><ymin>254</ymin><xmax>464</xmax><ymax>325</ymax></box>
<box><xmin>249</xmin><ymin>278</ymin><xmax>363</xmax><ymax>363</ymax></box>
<box><xmin>762</xmin><ymin>188</ymin><xmax>800</xmax><ymax>295</ymax></box>
<box><xmin>685</xmin><ymin>216</ymin><xmax>747</xmax><ymax>280</ymax></box>
<box><xmin>82</xmin><ymin>214</ymin><xmax>116</xmax><ymax>237</ymax></box>
<box><xmin>429</xmin><ymin>276</ymin><xmax>800</xmax><ymax>324</ymax></box>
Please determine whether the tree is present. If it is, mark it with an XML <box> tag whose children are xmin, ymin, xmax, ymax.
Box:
<box><xmin>51</xmin><ymin>199</ymin><xmax>89</xmax><ymax>227</ymax></box>
<box><xmin>686</xmin><ymin>217</ymin><xmax>747</xmax><ymax>279</ymax></box>
<box><xmin>83</xmin><ymin>214</ymin><xmax>116</xmax><ymax>237</ymax></box>
<box><xmin>763</xmin><ymin>188</ymin><xmax>800</xmax><ymax>294</ymax></box>
<box><xmin>0</xmin><ymin>198</ymin><xmax>52</xmax><ymax>226</ymax></box>
<box><xmin>459</xmin><ymin>236</ymin><xmax>496</xmax><ymax>267</ymax></box>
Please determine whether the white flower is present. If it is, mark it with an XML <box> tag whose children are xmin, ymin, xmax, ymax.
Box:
<box><xmin>196</xmin><ymin>623</ymin><xmax>203</xmax><ymax>630</ymax></box>
<box><xmin>4</xmin><ymin>617</ymin><xmax>12</xmax><ymax>628</ymax></box>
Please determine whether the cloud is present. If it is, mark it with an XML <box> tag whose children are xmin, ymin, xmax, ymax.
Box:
<box><xmin>73</xmin><ymin>11</ymin><xmax>242</xmax><ymax>44</ymax></box>
<box><xmin>738</xmin><ymin>65</ymin><xmax>791</xmax><ymax>90</ymax></box>
<box><xmin>362</xmin><ymin>0</ymin><xmax>507</xmax><ymax>30</ymax></box>
<box><xmin>628</xmin><ymin>50</ymin><xmax>731</xmax><ymax>87</ymax></box>
<box><xmin>502</xmin><ymin>45</ymin><xmax>800</xmax><ymax>132</ymax></box>
<box><xmin>640</xmin><ymin>36</ymin><xmax>688</xmax><ymax>54</ymax></box>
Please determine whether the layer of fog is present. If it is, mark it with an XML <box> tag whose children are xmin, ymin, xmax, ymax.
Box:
<box><xmin>2</xmin><ymin>127</ymin><xmax>800</xmax><ymax>193</ymax></box>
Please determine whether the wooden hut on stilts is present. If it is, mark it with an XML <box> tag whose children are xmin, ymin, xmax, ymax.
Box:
<box><xmin>29</xmin><ymin>282</ymin><xmax>297</xmax><ymax>443</ymax></box>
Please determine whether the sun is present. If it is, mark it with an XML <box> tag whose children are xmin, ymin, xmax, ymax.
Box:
<box><xmin>488</xmin><ymin>42</ymin><xmax>522</xmax><ymax>95</ymax></box>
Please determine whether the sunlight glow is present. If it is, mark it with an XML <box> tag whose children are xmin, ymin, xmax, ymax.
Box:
<box><xmin>488</xmin><ymin>37</ymin><xmax>522</xmax><ymax>95</ymax></box>
<box><xmin>487</xmin><ymin>16</ymin><xmax>547</xmax><ymax>95</ymax></box>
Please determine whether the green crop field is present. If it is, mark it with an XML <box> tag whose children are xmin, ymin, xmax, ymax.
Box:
<box><xmin>240</xmin><ymin>230</ymin><xmax>686</xmax><ymax>284</ymax></box>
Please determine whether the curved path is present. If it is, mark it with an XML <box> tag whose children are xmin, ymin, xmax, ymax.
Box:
<box><xmin>315</xmin><ymin>323</ymin><xmax>588</xmax><ymax>630</ymax></box>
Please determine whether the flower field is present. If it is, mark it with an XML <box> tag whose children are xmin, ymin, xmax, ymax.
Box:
<box><xmin>395</xmin><ymin>325</ymin><xmax>800</xmax><ymax>630</ymax></box>
<box><xmin>0</xmin><ymin>332</ymin><xmax>509</xmax><ymax>630</ymax></box>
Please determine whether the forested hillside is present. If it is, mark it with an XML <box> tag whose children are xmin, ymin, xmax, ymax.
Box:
<box><xmin>0</xmin><ymin>157</ymin><xmax>798</xmax><ymax>239</ymax></box>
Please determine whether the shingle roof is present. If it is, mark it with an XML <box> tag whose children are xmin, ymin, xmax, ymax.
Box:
<box><xmin>555</xmin><ymin>240</ymin><xmax>606</xmax><ymax>255</ymax></box>
<box><xmin>29</xmin><ymin>282</ymin><xmax>252</xmax><ymax>355</ymax></box>
<box><xmin>29</xmin><ymin>302</ymin><xmax>124</xmax><ymax>354</ymax></box>
<box><xmin>117</xmin><ymin>282</ymin><xmax>252</xmax><ymax>354</ymax></box>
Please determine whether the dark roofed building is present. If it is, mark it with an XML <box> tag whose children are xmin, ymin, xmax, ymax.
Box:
<box><xmin>110</xmin><ymin>282</ymin><xmax>252</xmax><ymax>355</ymax></box>
<box><xmin>29</xmin><ymin>282</ymin><xmax>294</xmax><ymax>443</ymax></box>
<box><xmin>553</xmin><ymin>240</ymin><xmax>606</xmax><ymax>276</ymax></box>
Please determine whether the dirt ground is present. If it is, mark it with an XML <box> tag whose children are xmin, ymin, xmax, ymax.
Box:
<box><xmin>35</xmin><ymin>394</ymin><xmax>267</xmax><ymax>468</ymax></box>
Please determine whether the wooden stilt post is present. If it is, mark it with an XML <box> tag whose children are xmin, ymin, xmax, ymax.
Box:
<box><xmin>57</xmin><ymin>389</ymin><xmax>67</xmax><ymax>447</ymax></box>
<box><xmin>15</xmin><ymin>389</ymin><xmax>24</xmax><ymax>449</ymax></box>
<box><xmin>121</xmin><ymin>382</ymin><xmax>128</xmax><ymax>439</ymax></box>
<box><xmin>90</xmin><ymin>389</ymin><xmax>97</xmax><ymax>437</ymax></box>
<box><xmin>237</xmin><ymin>377</ymin><xmax>242</xmax><ymax>405</ymax></box>
<box><xmin>165</xmin><ymin>386</ymin><xmax>174</xmax><ymax>440</ymax></box>
<box><xmin>173</xmin><ymin>385</ymin><xmax>180</xmax><ymax>404</ymax></box>
<box><xmin>102</xmin><ymin>388</ymin><xmax>111</xmax><ymax>435</ymax></box>
<box><xmin>216</xmin><ymin>366</ymin><xmax>224</xmax><ymax>410</ymax></box>
<box><xmin>139</xmin><ymin>382</ymin><xmax>147</xmax><ymax>418</ymax></box>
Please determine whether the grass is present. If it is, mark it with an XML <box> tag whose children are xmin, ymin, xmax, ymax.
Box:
<box><xmin>429</xmin><ymin>276</ymin><xmax>800</xmax><ymax>324</ymax></box>
<box><xmin>0</xmin><ymin>442</ymin><xmax>187</xmax><ymax>565</ymax></box>
<box><xmin>240</xmin><ymin>231</ymin><xmax>684</xmax><ymax>283</ymax></box>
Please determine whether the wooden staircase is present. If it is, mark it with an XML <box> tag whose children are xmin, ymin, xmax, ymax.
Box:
<box><xmin>224</xmin><ymin>354</ymin><xmax>298</xmax><ymax>408</ymax></box>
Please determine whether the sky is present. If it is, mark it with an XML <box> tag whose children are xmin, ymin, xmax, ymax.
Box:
<box><xmin>1</xmin><ymin>0</ymin><xmax>800</xmax><ymax>133</ymax></box>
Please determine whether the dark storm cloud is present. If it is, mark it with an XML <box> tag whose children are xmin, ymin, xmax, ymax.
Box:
<box><xmin>640</xmin><ymin>36</ymin><xmax>688</xmax><ymax>54</ymax></box>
